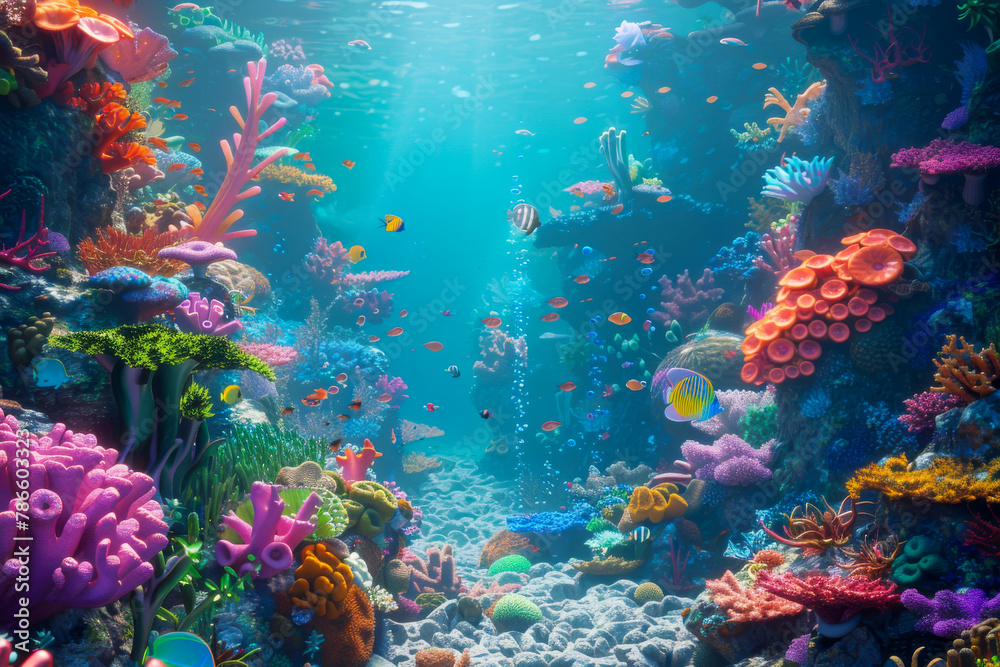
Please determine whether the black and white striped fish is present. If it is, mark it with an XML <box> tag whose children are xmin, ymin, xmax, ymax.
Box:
<box><xmin>446</xmin><ymin>365</ymin><xmax>461</xmax><ymax>378</ymax></box>
<box><xmin>508</xmin><ymin>203</ymin><xmax>541</xmax><ymax>235</ymax></box>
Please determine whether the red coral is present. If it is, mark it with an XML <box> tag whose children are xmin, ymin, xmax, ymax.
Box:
<box><xmin>756</xmin><ymin>570</ymin><xmax>901</xmax><ymax>624</ymax></box>
<box><xmin>0</xmin><ymin>191</ymin><xmax>55</xmax><ymax>290</ymax></box>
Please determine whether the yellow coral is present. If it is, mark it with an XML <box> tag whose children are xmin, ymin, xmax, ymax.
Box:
<box><xmin>289</xmin><ymin>543</ymin><xmax>354</xmax><ymax>619</ymax></box>
<box><xmin>572</xmin><ymin>557</ymin><xmax>645</xmax><ymax>575</ymax></box>
<box><xmin>258</xmin><ymin>164</ymin><xmax>337</xmax><ymax>192</ymax></box>
<box><xmin>846</xmin><ymin>454</ymin><xmax>1000</xmax><ymax>504</ymax></box>
<box><xmin>402</xmin><ymin>452</ymin><xmax>443</xmax><ymax>474</ymax></box>
<box><xmin>627</xmin><ymin>485</ymin><xmax>687</xmax><ymax>523</ymax></box>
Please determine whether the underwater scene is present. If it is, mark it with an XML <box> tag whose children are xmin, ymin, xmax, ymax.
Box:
<box><xmin>2</xmin><ymin>0</ymin><xmax>1000</xmax><ymax>665</ymax></box>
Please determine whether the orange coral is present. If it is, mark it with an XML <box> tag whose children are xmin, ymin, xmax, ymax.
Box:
<box><xmin>846</xmin><ymin>245</ymin><xmax>904</xmax><ymax>286</ymax></box>
<box><xmin>100</xmin><ymin>141</ymin><xmax>155</xmax><ymax>174</ymax></box>
<box><xmin>931</xmin><ymin>335</ymin><xmax>1000</xmax><ymax>403</ymax></box>
<box><xmin>415</xmin><ymin>648</ymin><xmax>471</xmax><ymax>667</ymax></box>
<box><xmin>705</xmin><ymin>570</ymin><xmax>804</xmax><ymax>623</ymax></box>
<box><xmin>258</xmin><ymin>164</ymin><xmax>336</xmax><ymax>192</ymax></box>
<box><xmin>752</xmin><ymin>549</ymin><xmax>785</xmax><ymax>570</ymax></box>
<box><xmin>77</xmin><ymin>226</ymin><xmax>189</xmax><ymax>276</ymax></box>
<box><xmin>763</xmin><ymin>80</ymin><xmax>826</xmax><ymax>143</ymax></box>
<box><xmin>628</xmin><ymin>485</ymin><xmax>686</xmax><ymax>523</ymax></box>
<box><xmin>316</xmin><ymin>586</ymin><xmax>375</xmax><ymax>667</ymax></box>
<box><xmin>94</xmin><ymin>102</ymin><xmax>146</xmax><ymax>157</ymax></box>
<box><xmin>58</xmin><ymin>81</ymin><xmax>127</xmax><ymax>113</ymax></box>
<box><xmin>479</xmin><ymin>530</ymin><xmax>534</xmax><ymax>568</ymax></box>
<box><xmin>847</xmin><ymin>454</ymin><xmax>1000</xmax><ymax>504</ymax></box>
<box><xmin>289</xmin><ymin>543</ymin><xmax>353</xmax><ymax>619</ymax></box>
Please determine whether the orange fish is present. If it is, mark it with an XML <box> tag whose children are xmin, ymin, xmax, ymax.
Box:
<box><xmin>559</xmin><ymin>382</ymin><xmax>577</xmax><ymax>392</ymax></box>
<box><xmin>574</xmin><ymin>275</ymin><xmax>590</xmax><ymax>284</ymax></box>
<box><xmin>171</xmin><ymin>113</ymin><xmax>189</xmax><ymax>120</ymax></box>
<box><xmin>293</xmin><ymin>152</ymin><xmax>311</xmax><ymax>160</ymax></box>
<box><xmin>148</xmin><ymin>137</ymin><xmax>169</xmax><ymax>150</ymax></box>
<box><xmin>625</xmin><ymin>379</ymin><xmax>644</xmax><ymax>391</ymax></box>
<box><xmin>357</xmin><ymin>316</ymin><xmax>366</xmax><ymax>326</ymax></box>
<box><xmin>482</xmin><ymin>317</ymin><xmax>501</xmax><ymax>328</ymax></box>
<box><xmin>656</xmin><ymin>195</ymin><xmax>672</xmax><ymax>203</ymax></box>
<box><xmin>611</xmin><ymin>204</ymin><xmax>624</xmax><ymax>215</ymax></box>
<box><xmin>369</xmin><ymin>335</ymin><xmax>380</xmax><ymax>342</ymax></box>
<box><xmin>570</xmin><ymin>188</ymin><xmax>585</xmax><ymax>198</ymax></box>
<box><xmin>548</xmin><ymin>297</ymin><xmax>568</xmax><ymax>308</ymax></box>
<box><xmin>637</xmin><ymin>252</ymin><xmax>655</xmax><ymax>264</ymax></box>
<box><xmin>329</xmin><ymin>438</ymin><xmax>343</xmax><ymax>453</ymax></box>
<box><xmin>377</xmin><ymin>394</ymin><xmax>393</xmax><ymax>403</ymax></box>
<box><xmin>541</xmin><ymin>312</ymin><xmax>559</xmax><ymax>322</ymax></box>
<box><xmin>706</xmin><ymin>96</ymin><xmax>718</xmax><ymax>104</ymax></box>
<box><xmin>724</xmin><ymin>349</ymin><xmax>737</xmax><ymax>358</ymax></box>
<box><xmin>157</xmin><ymin>81</ymin><xmax>168</xmax><ymax>88</ymax></box>
<box><xmin>193</xmin><ymin>184</ymin><xmax>207</xmax><ymax>196</ymax></box>
<box><xmin>304</xmin><ymin>162</ymin><xmax>316</xmax><ymax>170</ymax></box>
<box><xmin>167</xmin><ymin>101</ymin><xmax>182</xmax><ymax>108</ymax></box>
<box><xmin>152</xmin><ymin>97</ymin><xmax>171</xmax><ymax>104</ymax></box>
<box><xmin>168</xmin><ymin>163</ymin><xmax>186</xmax><ymax>172</ymax></box>
<box><xmin>342</xmin><ymin>160</ymin><xmax>355</xmax><ymax>169</ymax></box>
<box><xmin>348</xmin><ymin>400</ymin><xmax>362</xmax><ymax>411</ymax></box>
<box><xmin>602</xmin><ymin>183</ymin><xmax>615</xmax><ymax>198</ymax></box>
<box><xmin>188</xmin><ymin>142</ymin><xmax>201</xmax><ymax>152</ymax></box>
<box><xmin>306</xmin><ymin>189</ymin><xmax>325</xmax><ymax>197</ymax></box>
<box><xmin>280</xmin><ymin>407</ymin><xmax>294</xmax><ymax>415</ymax></box>
<box><xmin>424</xmin><ymin>341</ymin><xmax>444</xmax><ymax>352</ymax></box>
<box><xmin>573</xmin><ymin>117</ymin><xmax>587</xmax><ymax>124</ymax></box>
<box><xmin>609</xmin><ymin>312</ymin><xmax>632</xmax><ymax>325</ymax></box>
<box><xmin>193</xmin><ymin>201</ymin><xmax>206</xmax><ymax>212</ymax></box>
<box><xmin>400</xmin><ymin>310</ymin><xmax>408</xmax><ymax>317</ymax></box>
<box><xmin>337</xmin><ymin>414</ymin><xmax>350</xmax><ymax>421</ymax></box>
<box><xmin>752</xmin><ymin>62</ymin><xmax>768</xmax><ymax>70</ymax></box>
<box><xmin>189</xmin><ymin>168</ymin><xmax>204</xmax><ymax>176</ymax></box>
<box><xmin>279</xmin><ymin>192</ymin><xmax>294</xmax><ymax>201</ymax></box>
<box><xmin>387</xmin><ymin>327</ymin><xmax>404</xmax><ymax>336</ymax></box>
<box><xmin>391</xmin><ymin>429</ymin><xmax>397</xmax><ymax>444</ymax></box>
<box><xmin>541</xmin><ymin>421</ymin><xmax>562</xmax><ymax>431</ymax></box>
<box><xmin>177</xmin><ymin>78</ymin><xmax>196</xmax><ymax>87</ymax></box>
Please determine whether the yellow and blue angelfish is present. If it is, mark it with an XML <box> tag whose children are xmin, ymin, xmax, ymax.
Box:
<box><xmin>652</xmin><ymin>367</ymin><xmax>722</xmax><ymax>423</ymax></box>
<box><xmin>379</xmin><ymin>214</ymin><xmax>405</xmax><ymax>232</ymax></box>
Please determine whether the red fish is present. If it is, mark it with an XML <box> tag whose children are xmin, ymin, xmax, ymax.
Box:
<box><xmin>342</xmin><ymin>160</ymin><xmax>356</xmax><ymax>169</ymax></box>
<box><xmin>482</xmin><ymin>317</ymin><xmax>501</xmax><ymax>328</ymax></box>
<box><xmin>541</xmin><ymin>420</ymin><xmax>562</xmax><ymax>431</ymax></box>
<box><xmin>177</xmin><ymin>77</ymin><xmax>196</xmax><ymax>87</ymax></box>
<box><xmin>424</xmin><ymin>341</ymin><xmax>444</xmax><ymax>352</ymax></box>
<box><xmin>279</xmin><ymin>192</ymin><xmax>294</xmax><ymax>201</ymax></box>
<box><xmin>541</xmin><ymin>313</ymin><xmax>559</xmax><ymax>322</ymax></box>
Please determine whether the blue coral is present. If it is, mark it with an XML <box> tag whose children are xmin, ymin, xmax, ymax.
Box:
<box><xmin>506</xmin><ymin>510</ymin><xmax>588</xmax><ymax>534</ymax></box>
<box><xmin>296</xmin><ymin>337</ymin><xmax>388</xmax><ymax>383</ymax></box>
<box><xmin>761</xmin><ymin>155</ymin><xmax>834</xmax><ymax>205</ymax></box>
<box><xmin>855</xmin><ymin>78</ymin><xmax>893</xmax><ymax>106</ymax></box>
<box><xmin>708</xmin><ymin>232</ymin><xmax>762</xmax><ymax>282</ymax></box>
<box><xmin>800</xmin><ymin>385</ymin><xmax>831</xmax><ymax>419</ymax></box>
<box><xmin>830</xmin><ymin>171</ymin><xmax>876</xmax><ymax>207</ymax></box>
<box><xmin>956</xmin><ymin>41</ymin><xmax>987</xmax><ymax>105</ymax></box>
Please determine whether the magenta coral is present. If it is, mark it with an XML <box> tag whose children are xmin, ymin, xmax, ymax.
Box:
<box><xmin>189</xmin><ymin>58</ymin><xmax>289</xmax><ymax>245</ymax></box>
<box><xmin>752</xmin><ymin>223</ymin><xmax>797</xmax><ymax>280</ymax></box>
<box><xmin>891</xmin><ymin>139</ymin><xmax>1000</xmax><ymax>204</ymax></box>
<box><xmin>680</xmin><ymin>434</ymin><xmax>773</xmax><ymax>486</ymax></box>
<box><xmin>0</xmin><ymin>408</ymin><xmax>168</xmax><ymax>625</ymax></box>
<box><xmin>901</xmin><ymin>588</ymin><xmax>1000</xmax><ymax>637</ymax></box>
<box><xmin>757</xmin><ymin>571</ymin><xmax>901</xmax><ymax>625</ymax></box>
<box><xmin>898</xmin><ymin>391</ymin><xmax>964</xmax><ymax>433</ymax></box>
<box><xmin>215</xmin><ymin>482</ymin><xmax>321</xmax><ymax>579</ymax></box>
<box><xmin>341</xmin><ymin>270</ymin><xmax>411</xmax><ymax>285</ymax></box>
<box><xmin>375</xmin><ymin>374</ymin><xmax>409</xmax><ymax>404</ymax></box>
<box><xmin>650</xmin><ymin>268</ymin><xmax>724</xmax><ymax>330</ymax></box>
<box><xmin>848</xmin><ymin>4</ymin><xmax>929</xmax><ymax>83</ymax></box>
<box><xmin>306</xmin><ymin>237</ymin><xmax>351</xmax><ymax>285</ymax></box>
<box><xmin>238</xmin><ymin>343</ymin><xmax>298</xmax><ymax>366</ymax></box>
<box><xmin>0</xmin><ymin>192</ymin><xmax>55</xmax><ymax>290</ymax></box>
<box><xmin>174</xmin><ymin>292</ymin><xmax>243</xmax><ymax>336</ymax></box>
<box><xmin>99</xmin><ymin>26</ymin><xmax>176</xmax><ymax>83</ymax></box>
<box><xmin>336</xmin><ymin>439</ymin><xmax>382</xmax><ymax>482</ymax></box>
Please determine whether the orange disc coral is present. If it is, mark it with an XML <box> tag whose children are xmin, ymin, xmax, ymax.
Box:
<box><xmin>885</xmin><ymin>234</ymin><xmax>917</xmax><ymax>258</ymax></box>
<box><xmin>847</xmin><ymin>245</ymin><xmax>904</xmax><ymax>286</ymax></box>
<box><xmin>778</xmin><ymin>266</ymin><xmax>817</xmax><ymax>290</ymax></box>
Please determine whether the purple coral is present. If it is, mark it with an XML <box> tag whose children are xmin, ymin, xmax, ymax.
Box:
<box><xmin>375</xmin><ymin>374</ymin><xmax>409</xmax><ymax>405</ymax></box>
<box><xmin>340</xmin><ymin>288</ymin><xmax>394</xmax><ymax>325</ymax></box>
<box><xmin>174</xmin><ymin>292</ymin><xmax>243</xmax><ymax>337</ymax></box>
<box><xmin>215</xmin><ymin>482</ymin><xmax>321</xmax><ymax>579</ymax></box>
<box><xmin>680</xmin><ymin>433</ymin><xmax>773</xmax><ymax>486</ymax></box>
<box><xmin>305</xmin><ymin>237</ymin><xmax>351</xmax><ymax>285</ymax></box>
<box><xmin>898</xmin><ymin>391</ymin><xmax>964</xmax><ymax>433</ymax></box>
<box><xmin>901</xmin><ymin>588</ymin><xmax>1000</xmax><ymax>637</ymax></box>
<box><xmin>753</xmin><ymin>223</ymin><xmax>797</xmax><ymax>280</ymax></box>
<box><xmin>264</xmin><ymin>63</ymin><xmax>330</xmax><ymax>107</ymax></box>
<box><xmin>692</xmin><ymin>389</ymin><xmax>775</xmax><ymax>437</ymax></box>
<box><xmin>650</xmin><ymin>268</ymin><xmax>724</xmax><ymax>330</ymax></box>
<box><xmin>158</xmin><ymin>240</ymin><xmax>237</xmax><ymax>279</ymax></box>
<box><xmin>341</xmin><ymin>270</ymin><xmax>411</xmax><ymax>285</ymax></box>
<box><xmin>100</xmin><ymin>26</ymin><xmax>177</xmax><ymax>83</ymax></box>
<box><xmin>269</xmin><ymin>38</ymin><xmax>306</xmax><ymax>62</ymax></box>
<box><xmin>238</xmin><ymin>343</ymin><xmax>298</xmax><ymax>366</ymax></box>
<box><xmin>0</xmin><ymin>408</ymin><xmax>168</xmax><ymax>627</ymax></box>
<box><xmin>892</xmin><ymin>139</ymin><xmax>1000</xmax><ymax>204</ymax></box>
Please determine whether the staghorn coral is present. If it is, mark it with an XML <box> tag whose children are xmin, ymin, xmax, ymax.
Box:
<box><xmin>705</xmin><ymin>570</ymin><xmax>805</xmax><ymax>623</ymax></box>
<box><xmin>258</xmin><ymin>164</ymin><xmax>336</xmax><ymax>192</ymax></box>
<box><xmin>931</xmin><ymin>335</ymin><xmax>1000</xmax><ymax>403</ymax></box>
<box><xmin>899</xmin><ymin>391</ymin><xmax>965</xmax><ymax>432</ymax></box>
<box><xmin>77</xmin><ymin>226</ymin><xmax>189</xmax><ymax>276</ymax></box>
<box><xmin>846</xmin><ymin>455</ymin><xmax>1000</xmax><ymax>504</ymax></box>
<box><xmin>479</xmin><ymin>530</ymin><xmax>535</xmax><ymax>568</ymax></box>
<box><xmin>650</xmin><ymin>268</ymin><xmax>724</xmax><ymax>331</ymax></box>
<box><xmin>763</xmin><ymin>80</ymin><xmax>826</xmax><ymax>143</ymax></box>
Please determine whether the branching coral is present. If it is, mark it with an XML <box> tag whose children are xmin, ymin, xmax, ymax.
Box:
<box><xmin>899</xmin><ymin>391</ymin><xmax>965</xmax><ymax>432</ymax></box>
<box><xmin>763</xmin><ymin>81</ymin><xmax>826</xmax><ymax>142</ymax></box>
<box><xmin>77</xmin><ymin>226</ymin><xmax>189</xmax><ymax>277</ymax></box>
<box><xmin>931</xmin><ymin>335</ymin><xmax>1000</xmax><ymax>403</ymax></box>
<box><xmin>757</xmin><ymin>571</ymin><xmax>900</xmax><ymax>624</ymax></box>
<box><xmin>901</xmin><ymin>588</ymin><xmax>1000</xmax><ymax>637</ymax></box>
<box><xmin>759</xmin><ymin>496</ymin><xmax>859</xmax><ymax>556</ymax></box>
<box><xmin>650</xmin><ymin>268</ymin><xmax>724</xmax><ymax>330</ymax></box>
<box><xmin>846</xmin><ymin>455</ymin><xmax>1000</xmax><ymax>504</ymax></box>
<box><xmin>681</xmin><ymin>434</ymin><xmax>773</xmax><ymax>486</ymax></box>
<box><xmin>705</xmin><ymin>570</ymin><xmax>805</xmax><ymax>623</ymax></box>
<box><xmin>0</xmin><ymin>191</ymin><xmax>54</xmax><ymax>289</ymax></box>
<box><xmin>402</xmin><ymin>452</ymin><xmax>443</xmax><ymax>474</ymax></box>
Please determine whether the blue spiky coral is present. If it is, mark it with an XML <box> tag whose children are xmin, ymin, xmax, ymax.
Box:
<box><xmin>761</xmin><ymin>155</ymin><xmax>834</xmax><ymax>205</ymax></box>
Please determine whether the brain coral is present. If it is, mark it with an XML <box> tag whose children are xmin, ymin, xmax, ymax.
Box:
<box><xmin>634</xmin><ymin>582</ymin><xmax>665</xmax><ymax>603</ymax></box>
<box><xmin>491</xmin><ymin>593</ymin><xmax>543</xmax><ymax>632</ymax></box>
<box><xmin>488</xmin><ymin>554</ymin><xmax>531</xmax><ymax>576</ymax></box>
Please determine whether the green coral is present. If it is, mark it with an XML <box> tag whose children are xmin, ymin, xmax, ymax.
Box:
<box><xmin>415</xmin><ymin>592</ymin><xmax>447</xmax><ymax>615</ymax></box>
<box><xmin>221</xmin><ymin>487</ymin><xmax>342</xmax><ymax>544</ymax></box>
<box><xmin>348</xmin><ymin>481</ymin><xmax>398</xmax><ymax>520</ymax></box>
<box><xmin>50</xmin><ymin>324</ymin><xmax>276</xmax><ymax>380</ymax></box>
<box><xmin>587</xmin><ymin>516</ymin><xmax>617</xmax><ymax>533</ymax></box>
<box><xmin>891</xmin><ymin>535</ymin><xmax>948</xmax><ymax>586</ymax></box>
<box><xmin>740</xmin><ymin>404</ymin><xmax>778</xmax><ymax>446</ymax></box>
<box><xmin>488</xmin><ymin>554</ymin><xmax>531</xmax><ymax>576</ymax></box>
<box><xmin>180</xmin><ymin>382</ymin><xmax>214</xmax><ymax>421</ymax></box>
<box><xmin>634</xmin><ymin>582</ymin><xmax>664</xmax><ymax>604</ymax></box>
<box><xmin>642</xmin><ymin>177</ymin><xmax>663</xmax><ymax>187</ymax></box>
<box><xmin>491</xmin><ymin>594</ymin><xmax>542</xmax><ymax>631</ymax></box>
<box><xmin>585</xmin><ymin>530</ymin><xmax>626</xmax><ymax>557</ymax></box>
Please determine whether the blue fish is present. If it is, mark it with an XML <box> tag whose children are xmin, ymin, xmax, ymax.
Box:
<box><xmin>652</xmin><ymin>367</ymin><xmax>722</xmax><ymax>423</ymax></box>
<box><xmin>32</xmin><ymin>358</ymin><xmax>71</xmax><ymax>389</ymax></box>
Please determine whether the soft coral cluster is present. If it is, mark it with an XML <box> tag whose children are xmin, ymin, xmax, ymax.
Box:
<box><xmin>55</xmin><ymin>81</ymin><xmax>153</xmax><ymax>174</ymax></box>
<box><xmin>650</xmin><ymin>268</ymin><xmax>724</xmax><ymax>331</ymax></box>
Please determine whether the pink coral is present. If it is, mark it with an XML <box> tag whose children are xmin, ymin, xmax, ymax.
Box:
<box><xmin>692</xmin><ymin>389</ymin><xmax>775</xmax><ymax>437</ymax></box>
<box><xmin>336</xmin><ymin>439</ymin><xmax>382</xmax><ymax>482</ymax></box>
<box><xmin>0</xmin><ymin>192</ymin><xmax>55</xmax><ymax>290</ymax></box>
<box><xmin>306</xmin><ymin>237</ymin><xmax>351</xmax><ymax>285</ymax></box>
<box><xmin>565</xmin><ymin>180</ymin><xmax>607</xmax><ymax>196</ymax></box>
<box><xmin>100</xmin><ymin>25</ymin><xmax>176</xmax><ymax>83</ymax></box>
<box><xmin>898</xmin><ymin>391</ymin><xmax>964</xmax><ymax>433</ymax></box>
<box><xmin>650</xmin><ymin>268</ymin><xmax>724</xmax><ymax>330</ymax></box>
<box><xmin>238</xmin><ymin>343</ymin><xmax>298</xmax><ymax>366</ymax></box>
<box><xmin>0</xmin><ymin>408</ymin><xmax>168</xmax><ymax>624</ymax></box>
<box><xmin>341</xmin><ymin>270</ymin><xmax>411</xmax><ymax>285</ymax></box>
<box><xmin>752</xmin><ymin>223</ymin><xmax>797</xmax><ymax>279</ymax></box>
<box><xmin>756</xmin><ymin>571</ymin><xmax>900</xmax><ymax>624</ymax></box>
<box><xmin>705</xmin><ymin>570</ymin><xmax>804</xmax><ymax>623</ymax></box>
<box><xmin>174</xmin><ymin>292</ymin><xmax>243</xmax><ymax>336</ymax></box>
<box><xmin>375</xmin><ymin>374</ymin><xmax>409</xmax><ymax>405</ymax></box>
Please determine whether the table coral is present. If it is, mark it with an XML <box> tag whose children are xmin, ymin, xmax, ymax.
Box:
<box><xmin>0</xmin><ymin>407</ymin><xmax>168</xmax><ymax>625</ymax></box>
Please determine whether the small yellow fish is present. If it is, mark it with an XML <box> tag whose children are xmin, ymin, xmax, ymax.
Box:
<box><xmin>349</xmin><ymin>245</ymin><xmax>366</xmax><ymax>263</ymax></box>
<box><xmin>220</xmin><ymin>385</ymin><xmax>242</xmax><ymax>405</ymax></box>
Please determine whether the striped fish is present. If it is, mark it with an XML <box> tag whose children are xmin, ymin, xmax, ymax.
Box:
<box><xmin>657</xmin><ymin>367</ymin><xmax>722</xmax><ymax>423</ymax></box>
<box><xmin>446</xmin><ymin>365</ymin><xmax>461</xmax><ymax>378</ymax></box>
<box><xmin>380</xmin><ymin>214</ymin><xmax>405</xmax><ymax>232</ymax></box>
<box><xmin>508</xmin><ymin>203</ymin><xmax>541</xmax><ymax>235</ymax></box>
<box><xmin>627</xmin><ymin>526</ymin><xmax>651</xmax><ymax>542</ymax></box>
